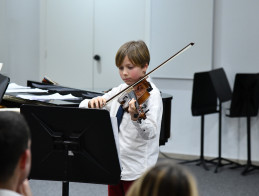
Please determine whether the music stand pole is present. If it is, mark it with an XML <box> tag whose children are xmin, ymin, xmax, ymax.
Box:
<box><xmin>63</xmin><ymin>143</ymin><xmax>69</xmax><ymax>196</ymax></box>
<box><xmin>62</xmin><ymin>181</ymin><xmax>69</xmax><ymax>196</ymax></box>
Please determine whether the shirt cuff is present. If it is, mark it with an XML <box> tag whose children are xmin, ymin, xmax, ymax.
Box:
<box><xmin>79</xmin><ymin>99</ymin><xmax>89</xmax><ymax>108</ymax></box>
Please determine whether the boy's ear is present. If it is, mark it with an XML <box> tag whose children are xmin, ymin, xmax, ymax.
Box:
<box><xmin>19</xmin><ymin>149</ymin><xmax>30</xmax><ymax>169</ymax></box>
<box><xmin>143</xmin><ymin>63</ymin><xmax>148</xmax><ymax>73</ymax></box>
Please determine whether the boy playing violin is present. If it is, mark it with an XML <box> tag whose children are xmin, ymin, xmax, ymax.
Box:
<box><xmin>79</xmin><ymin>40</ymin><xmax>163</xmax><ymax>196</ymax></box>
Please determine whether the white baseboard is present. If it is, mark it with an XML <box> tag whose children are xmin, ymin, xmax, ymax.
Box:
<box><xmin>159</xmin><ymin>151</ymin><xmax>259</xmax><ymax>166</ymax></box>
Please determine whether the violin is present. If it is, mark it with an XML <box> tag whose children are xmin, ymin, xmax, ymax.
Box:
<box><xmin>117</xmin><ymin>78</ymin><xmax>153</xmax><ymax>121</ymax></box>
<box><xmin>106</xmin><ymin>42</ymin><xmax>194</xmax><ymax>121</ymax></box>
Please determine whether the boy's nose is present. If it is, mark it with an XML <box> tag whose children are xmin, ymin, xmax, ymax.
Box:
<box><xmin>123</xmin><ymin>70</ymin><xmax>128</xmax><ymax>75</ymax></box>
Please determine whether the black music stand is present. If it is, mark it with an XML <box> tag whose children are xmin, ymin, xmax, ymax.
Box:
<box><xmin>181</xmin><ymin>70</ymin><xmax>218</xmax><ymax>170</ymax></box>
<box><xmin>20</xmin><ymin>105</ymin><xmax>121</xmax><ymax>196</ymax></box>
<box><xmin>181</xmin><ymin>68</ymin><xmax>237</xmax><ymax>172</ymax></box>
<box><xmin>0</xmin><ymin>73</ymin><xmax>10</xmax><ymax>104</ymax></box>
<box><xmin>226</xmin><ymin>73</ymin><xmax>259</xmax><ymax>175</ymax></box>
<box><xmin>207</xmin><ymin>68</ymin><xmax>239</xmax><ymax>173</ymax></box>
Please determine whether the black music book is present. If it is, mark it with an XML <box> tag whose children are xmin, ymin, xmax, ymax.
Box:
<box><xmin>0</xmin><ymin>74</ymin><xmax>10</xmax><ymax>104</ymax></box>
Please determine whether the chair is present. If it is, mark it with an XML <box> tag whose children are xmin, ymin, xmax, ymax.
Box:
<box><xmin>226</xmin><ymin>73</ymin><xmax>259</xmax><ymax>175</ymax></box>
<box><xmin>181</xmin><ymin>70</ymin><xmax>218</xmax><ymax>170</ymax></box>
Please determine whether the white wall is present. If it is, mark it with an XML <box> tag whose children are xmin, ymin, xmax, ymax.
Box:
<box><xmin>0</xmin><ymin>0</ymin><xmax>40</xmax><ymax>85</ymax></box>
<box><xmin>158</xmin><ymin>0</ymin><xmax>259</xmax><ymax>162</ymax></box>
<box><xmin>1</xmin><ymin>0</ymin><xmax>259</xmax><ymax>162</ymax></box>
<box><xmin>150</xmin><ymin>0</ymin><xmax>213</xmax><ymax>79</ymax></box>
<box><xmin>213</xmin><ymin>0</ymin><xmax>259</xmax><ymax>161</ymax></box>
<box><xmin>0</xmin><ymin>0</ymin><xmax>8</xmax><ymax>74</ymax></box>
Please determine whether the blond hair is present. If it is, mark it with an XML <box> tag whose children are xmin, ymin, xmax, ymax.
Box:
<box><xmin>126</xmin><ymin>161</ymin><xmax>199</xmax><ymax>196</ymax></box>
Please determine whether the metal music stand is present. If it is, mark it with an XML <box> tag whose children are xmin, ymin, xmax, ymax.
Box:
<box><xmin>226</xmin><ymin>73</ymin><xmax>259</xmax><ymax>175</ymax></box>
<box><xmin>181</xmin><ymin>70</ymin><xmax>218</xmax><ymax>170</ymax></box>
<box><xmin>20</xmin><ymin>105</ymin><xmax>121</xmax><ymax>196</ymax></box>
<box><xmin>181</xmin><ymin>68</ymin><xmax>238</xmax><ymax>172</ymax></box>
<box><xmin>207</xmin><ymin>68</ymin><xmax>239</xmax><ymax>173</ymax></box>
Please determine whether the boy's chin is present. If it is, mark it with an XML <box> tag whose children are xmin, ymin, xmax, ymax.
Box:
<box><xmin>123</xmin><ymin>80</ymin><xmax>133</xmax><ymax>85</ymax></box>
<box><xmin>126</xmin><ymin>81</ymin><xmax>136</xmax><ymax>86</ymax></box>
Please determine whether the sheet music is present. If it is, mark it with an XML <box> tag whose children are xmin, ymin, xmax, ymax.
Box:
<box><xmin>0</xmin><ymin>108</ymin><xmax>20</xmax><ymax>112</ymax></box>
<box><xmin>7</xmin><ymin>83</ymin><xmax>30</xmax><ymax>89</ymax></box>
<box><xmin>6</xmin><ymin>83</ymin><xmax>48</xmax><ymax>93</ymax></box>
<box><xmin>16</xmin><ymin>93</ymin><xmax>81</xmax><ymax>101</ymax></box>
<box><xmin>110</xmin><ymin>116</ymin><xmax>121</xmax><ymax>168</ymax></box>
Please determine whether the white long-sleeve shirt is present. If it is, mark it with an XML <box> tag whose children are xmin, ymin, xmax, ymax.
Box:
<box><xmin>0</xmin><ymin>189</ymin><xmax>21</xmax><ymax>196</ymax></box>
<box><xmin>79</xmin><ymin>81</ymin><xmax>163</xmax><ymax>180</ymax></box>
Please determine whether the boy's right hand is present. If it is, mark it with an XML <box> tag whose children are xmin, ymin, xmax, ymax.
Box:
<box><xmin>88</xmin><ymin>97</ymin><xmax>106</xmax><ymax>108</ymax></box>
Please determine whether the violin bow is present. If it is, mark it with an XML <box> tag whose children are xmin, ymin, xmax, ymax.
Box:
<box><xmin>105</xmin><ymin>42</ymin><xmax>195</xmax><ymax>104</ymax></box>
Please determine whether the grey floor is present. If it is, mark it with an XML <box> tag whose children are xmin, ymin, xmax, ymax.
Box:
<box><xmin>30</xmin><ymin>180</ymin><xmax>107</xmax><ymax>196</ymax></box>
<box><xmin>181</xmin><ymin>160</ymin><xmax>259</xmax><ymax>196</ymax></box>
<box><xmin>29</xmin><ymin>156</ymin><xmax>259</xmax><ymax>196</ymax></box>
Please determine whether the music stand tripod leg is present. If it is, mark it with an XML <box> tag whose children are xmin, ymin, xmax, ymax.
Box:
<box><xmin>180</xmin><ymin>115</ymin><xmax>209</xmax><ymax>171</ymax></box>
<box><xmin>197</xmin><ymin>115</ymin><xmax>209</xmax><ymax>170</ymax></box>
<box><xmin>241</xmin><ymin>117</ymin><xmax>259</xmax><ymax>175</ymax></box>
<box><xmin>62</xmin><ymin>144</ymin><xmax>69</xmax><ymax>196</ymax></box>
<box><xmin>208</xmin><ymin>103</ymin><xmax>237</xmax><ymax>173</ymax></box>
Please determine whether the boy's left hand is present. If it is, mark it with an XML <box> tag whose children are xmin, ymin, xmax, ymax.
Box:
<box><xmin>128</xmin><ymin>99</ymin><xmax>139</xmax><ymax>121</ymax></box>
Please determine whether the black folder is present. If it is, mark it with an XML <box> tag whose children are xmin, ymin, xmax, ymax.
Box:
<box><xmin>0</xmin><ymin>74</ymin><xmax>10</xmax><ymax>104</ymax></box>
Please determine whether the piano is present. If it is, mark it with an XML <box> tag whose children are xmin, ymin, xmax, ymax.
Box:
<box><xmin>2</xmin><ymin>80</ymin><xmax>172</xmax><ymax>145</ymax></box>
